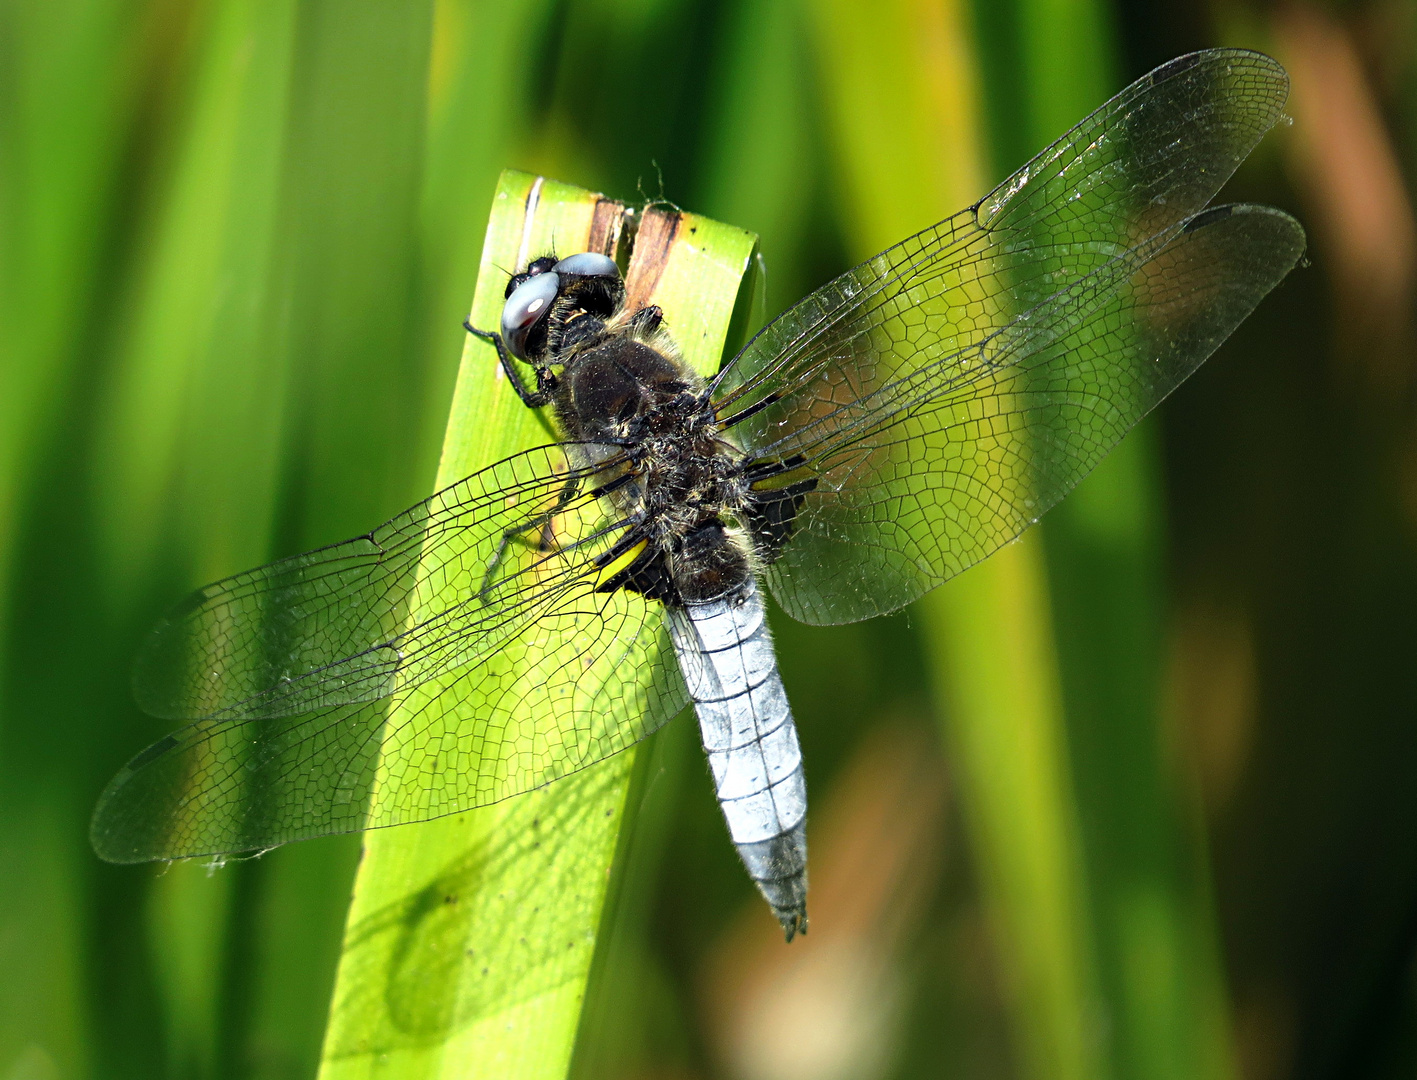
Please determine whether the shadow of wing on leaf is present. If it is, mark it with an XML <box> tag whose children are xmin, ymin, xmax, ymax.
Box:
<box><xmin>322</xmin><ymin>762</ymin><xmax>628</xmax><ymax>1058</ymax></box>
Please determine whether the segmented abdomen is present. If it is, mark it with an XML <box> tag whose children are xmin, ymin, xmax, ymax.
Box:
<box><xmin>667</xmin><ymin>577</ymin><xmax>808</xmax><ymax>939</ymax></box>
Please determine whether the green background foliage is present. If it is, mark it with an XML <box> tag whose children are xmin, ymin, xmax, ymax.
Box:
<box><xmin>1</xmin><ymin>1</ymin><xmax>1415</xmax><ymax>1079</ymax></box>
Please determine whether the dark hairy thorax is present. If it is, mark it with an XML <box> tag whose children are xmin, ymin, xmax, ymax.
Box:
<box><xmin>538</xmin><ymin>280</ymin><xmax>753</xmax><ymax>606</ymax></box>
<box><xmin>505</xmin><ymin>262</ymin><xmax>814</xmax><ymax>606</ymax></box>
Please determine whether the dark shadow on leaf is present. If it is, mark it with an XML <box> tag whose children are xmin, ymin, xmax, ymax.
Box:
<box><xmin>323</xmin><ymin>753</ymin><xmax>638</xmax><ymax>1057</ymax></box>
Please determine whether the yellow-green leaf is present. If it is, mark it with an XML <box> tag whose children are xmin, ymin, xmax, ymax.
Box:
<box><xmin>318</xmin><ymin>170</ymin><xmax>755</xmax><ymax>1080</ymax></box>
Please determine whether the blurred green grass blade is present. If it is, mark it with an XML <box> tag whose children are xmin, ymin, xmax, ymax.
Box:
<box><xmin>94</xmin><ymin>0</ymin><xmax>299</xmax><ymax>606</ymax></box>
<box><xmin>971</xmin><ymin>5</ymin><xmax>1238</xmax><ymax>1077</ymax></box>
<box><xmin>244</xmin><ymin>3</ymin><xmax>439</xmax><ymax>1076</ymax></box>
<box><xmin>144</xmin><ymin>861</ymin><xmax>236</xmax><ymax>1076</ymax></box>
<box><xmin>695</xmin><ymin>0</ymin><xmax>814</xmax><ymax>310</ymax></box>
<box><xmin>0</xmin><ymin>3</ymin><xmax>154</xmax><ymax>1079</ymax></box>
<box><xmin>273</xmin><ymin>0</ymin><xmax>435</xmax><ymax>542</ymax></box>
<box><xmin>318</xmin><ymin>170</ymin><xmax>755</xmax><ymax>1080</ymax></box>
<box><xmin>802</xmin><ymin>0</ymin><xmax>986</xmax><ymax>257</ymax></box>
<box><xmin>921</xmin><ymin>539</ymin><xmax>1100</xmax><ymax>1078</ymax></box>
<box><xmin>0</xmin><ymin>0</ymin><xmax>133</xmax><ymax>585</ymax></box>
<box><xmin>95</xmin><ymin>2</ymin><xmax>443</xmax><ymax>1075</ymax></box>
<box><xmin>238</xmin><ymin>839</ymin><xmax>364</xmax><ymax>1079</ymax></box>
<box><xmin>800</xmin><ymin>1</ymin><xmax>1109</xmax><ymax>1077</ymax></box>
<box><xmin>415</xmin><ymin>0</ymin><xmax>560</xmax><ymax>485</ymax></box>
<box><xmin>87</xmin><ymin>0</ymin><xmax>320</xmax><ymax>1075</ymax></box>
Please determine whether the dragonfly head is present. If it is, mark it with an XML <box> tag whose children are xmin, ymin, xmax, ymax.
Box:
<box><xmin>500</xmin><ymin>252</ymin><xmax>624</xmax><ymax>362</ymax></box>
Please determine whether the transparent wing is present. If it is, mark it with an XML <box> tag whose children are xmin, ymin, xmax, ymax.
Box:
<box><xmin>743</xmin><ymin>205</ymin><xmax>1303</xmax><ymax>624</ymax></box>
<box><xmin>97</xmin><ymin>445</ymin><xmax>689</xmax><ymax>861</ymax></box>
<box><xmin>714</xmin><ymin>49</ymin><xmax>1289</xmax><ymax>412</ymax></box>
<box><xmin>137</xmin><ymin>445</ymin><xmax>638</xmax><ymax>720</ymax></box>
<box><xmin>714</xmin><ymin>49</ymin><xmax>1305</xmax><ymax>624</ymax></box>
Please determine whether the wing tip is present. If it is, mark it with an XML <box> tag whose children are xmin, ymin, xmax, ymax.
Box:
<box><xmin>1182</xmin><ymin>202</ymin><xmax>1309</xmax><ymax>272</ymax></box>
<box><xmin>1152</xmin><ymin>47</ymin><xmax>1286</xmax><ymax>86</ymax></box>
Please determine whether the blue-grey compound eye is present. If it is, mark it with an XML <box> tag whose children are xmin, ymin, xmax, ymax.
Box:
<box><xmin>552</xmin><ymin>252</ymin><xmax>619</xmax><ymax>278</ymax></box>
<box><xmin>501</xmin><ymin>270</ymin><xmax>559</xmax><ymax>359</ymax></box>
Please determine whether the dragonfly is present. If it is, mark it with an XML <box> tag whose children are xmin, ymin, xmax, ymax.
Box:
<box><xmin>92</xmin><ymin>49</ymin><xmax>1305</xmax><ymax>941</ymax></box>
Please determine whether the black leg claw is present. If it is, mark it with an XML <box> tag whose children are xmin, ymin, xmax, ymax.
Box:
<box><xmin>627</xmin><ymin>305</ymin><xmax>663</xmax><ymax>335</ymax></box>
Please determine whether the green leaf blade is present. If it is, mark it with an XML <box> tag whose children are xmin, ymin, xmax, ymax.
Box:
<box><xmin>319</xmin><ymin>170</ymin><xmax>755</xmax><ymax>1080</ymax></box>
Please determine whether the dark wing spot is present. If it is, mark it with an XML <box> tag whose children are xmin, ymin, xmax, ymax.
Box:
<box><xmin>127</xmin><ymin>735</ymin><xmax>181</xmax><ymax>773</ymax></box>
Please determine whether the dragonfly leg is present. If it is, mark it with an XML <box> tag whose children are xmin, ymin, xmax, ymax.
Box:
<box><xmin>464</xmin><ymin>321</ymin><xmax>558</xmax><ymax>408</ymax></box>
<box><xmin>479</xmin><ymin>472</ymin><xmax>583</xmax><ymax>602</ymax></box>
<box><xmin>624</xmin><ymin>304</ymin><xmax>663</xmax><ymax>335</ymax></box>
